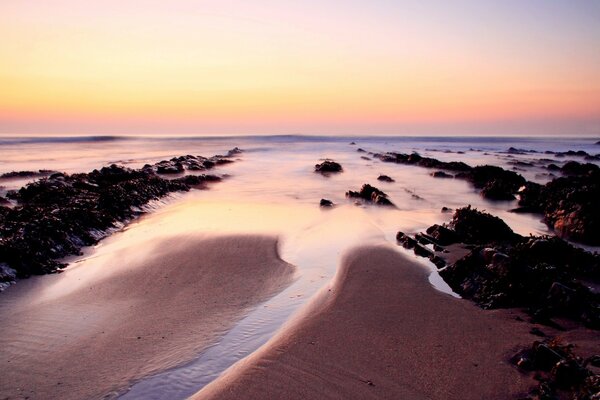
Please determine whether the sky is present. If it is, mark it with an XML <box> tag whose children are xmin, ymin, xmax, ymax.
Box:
<box><xmin>1</xmin><ymin>0</ymin><xmax>599</xmax><ymax>136</ymax></box>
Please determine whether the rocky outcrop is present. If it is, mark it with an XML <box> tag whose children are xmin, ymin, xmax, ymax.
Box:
<box><xmin>315</xmin><ymin>160</ymin><xmax>343</xmax><ymax>174</ymax></box>
<box><xmin>516</xmin><ymin>170</ymin><xmax>600</xmax><ymax>245</ymax></box>
<box><xmin>511</xmin><ymin>339</ymin><xmax>599</xmax><ymax>400</ymax></box>
<box><xmin>319</xmin><ymin>199</ymin><xmax>334</xmax><ymax>207</ymax></box>
<box><xmin>0</xmin><ymin>170</ymin><xmax>55</xmax><ymax>179</ymax></box>
<box><xmin>396</xmin><ymin>207</ymin><xmax>600</xmax><ymax>328</ymax></box>
<box><xmin>346</xmin><ymin>184</ymin><xmax>394</xmax><ymax>206</ymax></box>
<box><xmin>374</xmin><ymin>151</ymin><xmax>526</xmax><ymax>201</ymax></box>
<box><xmin>377</xmin><ymin>175</ymin><xmax>394</xmax><ymax>182</ymax></box>
<box><xmin>0</xmin><ymin>150</ymin><xmax>240</xmax><ymax>286</ymax></box>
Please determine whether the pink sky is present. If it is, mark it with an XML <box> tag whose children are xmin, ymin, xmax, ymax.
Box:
<box><xmin>1</xmin><ymin>0</ymin><xmax>599</xmax><ymax>136</ymax></box>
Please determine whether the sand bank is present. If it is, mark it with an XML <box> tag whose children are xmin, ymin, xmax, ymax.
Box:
<box><xmin>195</xmin><ymin>245</ymin><xmax>539</xmax><ymax>400</ymax></box>
<box><xmin>0</xmin><ymin>234</ymin><xmax>295</xmax><ymax>399</ymax></box>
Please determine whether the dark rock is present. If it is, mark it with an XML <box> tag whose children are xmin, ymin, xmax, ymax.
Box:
<box><xmin>319</xmin><ymin>199</ymin><xmax>334</xmax><ymax>207</ymax></box>
<box><xmin>374</xmin><ymin>151</ymin><xmax>471</xmax><ymax>172</ymax></box>
<box><xmin>552</xmin><ymin>359</ymin><xmax>590</xmax><ymax>389</ymax></box>
<box><xmin>547</xmin><ymin>163</ymin><xmax>561</xmax><ymax>171</ymax></box>
<box><xmin>226</xmin><ymin>147</ymin><xmax>243</xmax><ymax>157</ymax></box>
<box><xmin>425</xmin><ymin>224</ymin><xmax>460</xmax><ymax>245</ymax></box>
<box><xmin>377</xmin><ymin>175</ymin><xmax>394</xmax><ymax>182</ymax></box>
<box><xmin>346</xmin><ymin>184</ymin><xmax>394</xmax><ymax>206</ymax></box>
<box><xmin>560</xmin><ymin>161</ymin><xmax>599</xmax><ymax>176</ymax></box>
<box><xmin>518</xmin><ymin>171</ymin><xmax>600</xmax><ymax>245</ymax></box>
<box><xmin>431</xmin><ymin>171</ymin><xmax>453</xmax><ymax>178</ymax></box>
<box><xmin>156</xmin><ymin>161</ymin><xmax>184</xmax><ymax>174</ymax></box>
<box><xmin>0</xmin><ymin>196</ymin><xmax>9</xmax><ymax>205</ymax></box>
<box><xmin>441</xmin><ymin>207</ymin><xmax>452</xmax><ymax>213</ymax></box>
<box><xmin>449</xmin><ymin>206</ymin><xmax>518</xmax><ymax>244</ymax></box>
<box><xmin>0</xmin><ymin>152</ymin><xmax>233</xmax><ymax>280</ymax></box>
<box><xmin>349</xmin><ymin>141</ymin><xmax>356</xmax><ymax>145</ymax></box>
<box><xmin>357</xmin><ymin>148</ymin><xmax>366</xmax><ymax>153</ymax></box>
<box><xmin>0</xmin><ymin>170</ymin><xmax>55</xmax><ymax>179</ymax></box>
<box><xmin>315</xmin><ymin>160</ymin><xmax>343</xmax><ymax>174</ymax></box>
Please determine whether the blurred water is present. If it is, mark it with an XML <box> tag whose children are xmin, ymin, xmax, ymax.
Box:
<box><xmin>1</xmin><ymin>134</ymin><xmax>598</xmax><ymax>399</ymax></box>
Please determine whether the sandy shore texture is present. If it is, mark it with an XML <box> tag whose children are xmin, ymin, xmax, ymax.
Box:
<box><xmin>195</xmin><ymin>245</ymin><xmax>540</xmax><ymax>400</ymax></box>
<box><xmin>0</xmin><ymin>234</ymin><xmax>295</xmax><ymax>400</ymax></box>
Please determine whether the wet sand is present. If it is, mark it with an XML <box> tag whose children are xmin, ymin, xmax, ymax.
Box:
<box><xmin>0</xmin><ymin>234</ymin><xmax>295</xmax><ymax>400</ymax></box>
<box><xmin>195</xmin><ymin>245</ymin><xmax>538</xmax><ymax>400</ymax></box>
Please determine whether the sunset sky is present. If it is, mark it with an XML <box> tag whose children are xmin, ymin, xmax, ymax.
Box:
<box><xmin>1</xmin><ymin>1</ymin><xmax>599</xmax><ymax>136</ymax></box>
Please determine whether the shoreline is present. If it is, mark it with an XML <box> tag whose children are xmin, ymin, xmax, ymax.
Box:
<box><xmin>195</xmin><ymin>244</ymin><xmax>544</xmax><ymax>399</ymax></box>
<box><xmin>0</xmin><ymin>234</ymin><xmax>295</xmax><ymax>400</ymax></box>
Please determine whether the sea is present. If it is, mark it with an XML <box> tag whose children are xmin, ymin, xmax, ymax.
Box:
<box><xmin>1</xmin><ymin>134</ymin><xmax>599</xmax><ymax>398</ymax></box>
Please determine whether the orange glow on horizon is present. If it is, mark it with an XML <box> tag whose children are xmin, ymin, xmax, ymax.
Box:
<box><xmin>1</xmin><ymin>1</ymin><xmax>599</xmax><ymax>135</ymax></box>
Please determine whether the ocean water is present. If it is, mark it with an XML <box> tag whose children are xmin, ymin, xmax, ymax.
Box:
<box><xmin>1</xmin><ymin>135</ymin><xmax>599</xmax><ymax>398</ymax></box>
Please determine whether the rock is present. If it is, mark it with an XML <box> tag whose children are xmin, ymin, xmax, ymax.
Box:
<box><xmin>315</xmin><ymin>160</ymin><xmax>343</xmax><ymax>174</ymax></box>
<box><xmin>449</xmin><ymin>206</ymin><xmax>518</xmax><ymax>244</ymax></box>
<box><xmin>480</xmin><ymin>179</ymin><xmax>517</xmax><ymax>200</ymax></box>
<box><xmin>425</xmin><ymin>224</ymin><xmax>460</xmax><ymax>245</ymax></box>
<box><xmin>156</xmin><ymin>161</ymin><xmax>184</xmax><ymax>174</ymax></box>
<box><xmin>552</xmin><ymin>359</ymin><xmax>589</xmax><ymax>389</ymax></box>
<box><xmin>374</xmin><ymin>151</ymin><xmax>471</xmax><ymax>171</ymax></box>
<box><xmin>349</xmin><ymin>141</ymin><xmax>356</xmax><ymax>145</ymax></box>
<box><xmin>561</xmin><ymin>161</ymin><xmax>599</xmax><ymax>176</ymax></box>
<box><xmin>431</xmin><ymin>171</ymin><xmax>453</xmax><ymax>178</ymax></box>
<box><xmin>517</xmin><ymin>172</ymin><xmax>600</xmax><ymax>245</ymax></box>
<box><xmin>357</xmin><ymin>148</ymin><xmax>366</xmax><ymax>153</ymax></box>
<box><xmin>441</xmin><ymin>206</ymin><xmax>452</xmax><ymax>213</ymax></box>
<box><xmin>0</xmin><ymin>152</ymin><xmax>233</xmax><ymax>280</ymax></box>
<box><xmin>377</xmin><ymin>175</ymin><xmax>394</xmax><ymax>182</ymax></box>
<box><xmin>0</xmin><ymin>196</ymin><xmax>9</xmax><ymax>205</ymax></box>
<box><xmin>547</xmin><ymin>163</ymin><xmax>561</xmax><ymax>171</ymax></box>
<box><xmin>226</xmin><ymin>147</ymin><xmax>243</xmax><ymax>157</ymax></box>
<box><xmin>320</xmin><ymin>199</ymin><xmax>334</xmax><ymax>207</ymax></box>
<box><xmin>0</xmin><ymin>170</ymin><xmax>55</xmax><ymax>179</ymax></box>
<box><xmin>346</xmin><ymin>184</ymin><xmax>394</xmax><ymax>206</ymax></box>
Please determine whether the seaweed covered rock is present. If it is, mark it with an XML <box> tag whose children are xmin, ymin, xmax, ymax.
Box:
<box><xmin>315</xmin><ymin>160</ymin><xmax>343</xmax><ymax>174</ymax></box>
<box><xmin>517</xmin><ymin>171</ymin><xmax>600</xmax><ymax>245</ymax></box>
<box><xmin>449</xmin><ymin>206</ymin><xmax>519</xmax><ymax>244</ymax></box>
<box><xmin>398</xmin><ymin>207</ymin><xmax>600</xmax><ymax>327</ymax></box>
<box><xmin>456</xmin><ymin>165</ymin><xmax>526</xmax><ymax>201</ymax></box>
<box><xmin>512</xmin><ymin>338</ymin><xmax>599</xmax><ymax>399</ymax></box>
<box><xmin>346</xmin><ymin>184</ymin><xmax>394</xmax><ymax>206</ymax></box>
<box><xmin>374</xmin><ymin>151</ymin><xmax>471</xmax><ymax>172</ymax></box>
<box><xmin>0</xmin><ymin>150</ymin><xmax>240</xmax><ymax>284</ymax></box>
<box><xmin>375</xmin><ymin>151</ymin><xmax>526</xmax><ymax>200</ymax></box>
<box><xmin>560</xmin><ymin>161</ymin><xmax>599</xmax><ymax>176</ymax></box>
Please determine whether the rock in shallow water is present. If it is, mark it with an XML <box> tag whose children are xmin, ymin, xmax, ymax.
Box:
<box><xmin>0</xmin><ymin>150</ymin><xmax>240</xmax><ymax>281</ymax></box>
<box><xmin>346</xmin><ymin>184</ymin><xmax>394</xmax><ymax>206</ymax></box>
<box><xmin>398</xmin><ymin>206</ymin><xmax>600</xmax><ymax>328</ymax></box>
<box><xmin>314</xmin><ymin>160</ymin><xmax>343</xmax><ymax>174</ymax></box>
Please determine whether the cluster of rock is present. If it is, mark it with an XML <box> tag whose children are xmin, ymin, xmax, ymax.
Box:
<box><xmin>511</xmin><ymin>338</ymin><xmax>599</xmax><ymax>400</ymax></box>
<box><xmin>507</xmin><ymin>147</ymin><xmax>600</xmax><ymax>160</ymax></box>
<box><xmin>0</xmin><ymin>149</ymin><xmax>240</xmax><ymax>286</ymax></box>
<box><xmin>374</xmin><ymin>151</ymin><xmax>526</xmax><ymax>201</ymax></box>
<box><xmin>373</xmin><ymin>149</ymin><xmax>599</xmax><ymax>245</ymax></box>
<box><xmin>0</xmin><ymin>170</ymin><xmax>55</xmax><ymax>179</ymax></box>
<box><xmin>345</xmin><ymin>184</ymin><xmax>394</xmax><ymax>206</ymax></box>
<box><xmin>516</xmin><ymin>168</ymin><xmax>600</xmax><ymax>245</ymax></box>
<box><xmin>397</xmin><ymin>206</ymin><xmax>599</xmax><ymax>329</ymax></box>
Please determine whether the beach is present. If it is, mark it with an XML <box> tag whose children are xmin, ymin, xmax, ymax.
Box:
<box><xmin>195</xmin><ymin>245</ymin><xmax>538</xmax><ymax>400</ymax></box>
<box><xmin>0</xmin><ymin>234</ymin><xmax>294</xmax><ymax>399</ymax></box>
<box><xmin>0</xmin><ymin>135</ymin><xmax>599</xmax><ymax>399</ymax></box>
